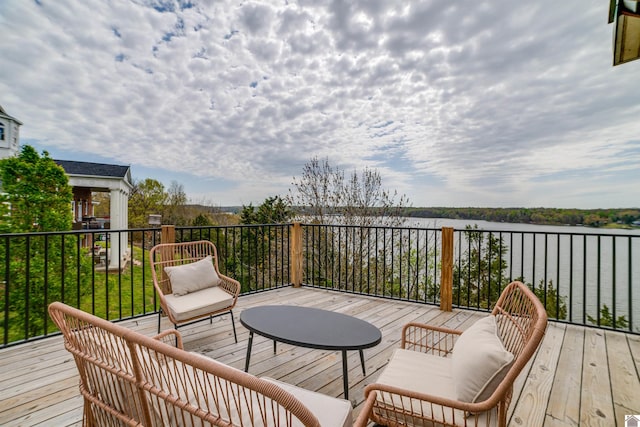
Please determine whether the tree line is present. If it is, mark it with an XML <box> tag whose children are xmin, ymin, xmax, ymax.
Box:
<box><xmin>404</xmin><ymin>207</ymin><xmax>640</xmax><ymax>228</ymax></box>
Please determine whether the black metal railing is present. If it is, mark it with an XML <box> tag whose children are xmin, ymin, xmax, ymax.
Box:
<box><xmin>0</xmin><ymin>227</ymin><xmax>176</xmax><ymax>348</ymax></box>
<box><xmin>301</xmin><ymin>224</ymin><xmax>639</xmax><ymax>334</ymax></box>
<box><xmin>302</xmin><ymin>224</ymin><xmax>442</xmax><ymax>303</ymax></box>
<box><xmin>1</xmin><ymin>222</ymin><xmax>638</xmax><ymax>348</ymax></box>
<box><xmin>174</xmin><ymin>224</ymin><xmax>291</xmax><ymax>294</ymax></box>
<box><xmin>0</xmin><ymin>224</ymin><xmax>290</xmax><ymax>348</ymax></box>
<box><xmin>450</xmin><ymin>228</ymin><xmax>639</xmax><ymax>332</ymax></box>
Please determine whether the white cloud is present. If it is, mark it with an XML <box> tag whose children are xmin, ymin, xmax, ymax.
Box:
<box><xmin>1</xmin><ymin>0</ymin><xmax>639</xmax><ymax>209</ymax></box>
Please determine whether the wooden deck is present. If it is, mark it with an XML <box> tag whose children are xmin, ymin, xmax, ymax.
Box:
<box><xmin>1</xmin><ymin>286</ymin><xmax>639</xmax><ymax>426</ymax></box>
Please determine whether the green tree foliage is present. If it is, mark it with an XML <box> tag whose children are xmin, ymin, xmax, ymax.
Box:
<box><xmin>454</xmin><ymin>226</ymin><xmax>567</xmax><ymax>318</ymax></box>
<box><xmin>192</xmin><ymin>213</ymin><xmax>212</xmax><ymax>226</ymax></box>
<box><xmin>240</xmin><ymin>196</ymin><xmax>292</xmax><ymax>225</ymax></box>
<box><xmin>129</xmin><ymin>179</ymin><xmax>213</xmax><ymax>227</ymax></box>
<box><xmin>376</xmin><ymin>232</ymin><xmax>439</xmax><ymax>301</ymax></box>
<box><xmin>0</xmin><ymin>146</ymin><xmax>91</xmax><ymax>341</ymax></box>
<box><xmin>234</xmin><ymin>197</ymin><xmax>293</xmax><ymax>292</ymax></box>
<box><xmin>454</xmin><ymin>226</ymin><xmax>507</xmax><ymax>308</ymax></box>
<box><xmin>0</xmin><ymin>145</ymin><xmax>72</xmax><ymax>232</ymax></box>
<box><xmin>128</xmin><ymin>178</ymin><xmax>167</xmax><ymax>227</ymax></box>
<box><xmin>91</xmin><ymin>191</ymin><xmax>110</xmax><ymax>218</ymax></box>
<box><xmin>163</xmin><ymin>181</ymin><xmax>188</xmax><ymax>225</ymax></box>
<box><xmin>532</xmin><ymin>279</ymin><xmax>567</xmax><ymax>320</ymax></box>
<box><xmin>587</xmin><ymin>304</ymin><xmax>629</xmax><ymax>329</ymax></box>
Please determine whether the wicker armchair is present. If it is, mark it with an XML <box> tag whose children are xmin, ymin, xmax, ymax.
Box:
<box><xmin>360</xmin><ymin>281</ymin><xmax>548</xmax><ymax>427</ymax></box>
<box><xmin>150</xmin><ymin>240</ymin><xmax>240</xmax><ymax>340</ymax></box>
<box><xmin>48</xmin><ymin>302</ymin><xmax>353</xmax><ymax>426</ymax></box>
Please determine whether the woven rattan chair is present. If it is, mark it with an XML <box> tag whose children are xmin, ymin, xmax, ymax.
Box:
<box><xmin>48</xmin><ymin>301</ymin><xmax>353</xmax><ymax>426</ymax></box>
<box><xmin>150</xmin><ymin>240</ymin><xmax>240</xmax><ymax>341</ymax></box>
<box><xmin>360</xmin><ymin>281</ymin><xmax>548</xmax><ymax>427</ymax></box>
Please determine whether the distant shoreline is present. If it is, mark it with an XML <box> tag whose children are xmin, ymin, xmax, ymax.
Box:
<box><xmin>402</xmin><ymin>207</ymin><xmax>640</xmax><ymax>229</ymax></box>
<box><xmin>219</xmin><ymin>205</ymin><xmax>640</xmax><ymax>229</ymax></box>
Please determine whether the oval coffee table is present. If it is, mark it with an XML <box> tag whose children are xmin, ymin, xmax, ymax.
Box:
<box><xmin>240</xmin><ymin>305</ymin><xmax>381</xmax><ymax>400</ymax></box>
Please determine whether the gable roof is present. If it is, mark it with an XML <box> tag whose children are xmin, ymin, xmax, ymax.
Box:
<box><xmin>54</xmin><ymin>160</ymin><xmax>130</xmax><ymax>179</ymax></box>
<box><xmin>0</xmin><ymin>105</ymin><xmax>23</xmax><ymax>125</ymax></box>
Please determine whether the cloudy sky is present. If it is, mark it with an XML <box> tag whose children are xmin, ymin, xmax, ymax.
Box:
<box><xmin>1</xmin><ymin>0</ymin><xmax>639</xmax><ymax>209</ymax></box>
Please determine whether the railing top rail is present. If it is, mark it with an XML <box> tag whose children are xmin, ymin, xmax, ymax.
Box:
<box><xmin>0</xmin><ymin>222</ymin><xmax>636</xmax><ymax>238</ymax></box>
<box><xmin>302</xmin><ymin>222</ymin><xmax>640</xmax><ymax>237</ymax></box>
<box><xmin>302</xmin><ymin>223</ymin><xmax>444</xmax><ymax>232</ymax></box>
<box><xmin>176</xmin><ymin>223</ymin><xmax>292</xmax><ymax>229</ymax></box>
<box><xmin>0</xmin><ymin>224</ymin><xmax>296</xmax><ymax>239</ymax></box>
<box><xmin>0</xmin><ymin>227</ymin><xmax>165</xmax><ymax>238</ymax></box>
<box><xmin>450</xmin><ymin>227</ymin><xmax>640</xmax><ymax>238</ymax></box>
<box><xmin>304</xmin><ymin>223</ymin><xmax>640</xmax><ymax>239</ymax></box>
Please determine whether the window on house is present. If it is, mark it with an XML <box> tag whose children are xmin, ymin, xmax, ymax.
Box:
<box><xmin>0</xmin><ymin>124</ymin><xmax>4</xmax><ymax>141</ymax></box>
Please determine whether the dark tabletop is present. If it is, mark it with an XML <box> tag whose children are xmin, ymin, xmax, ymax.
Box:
<box><xmin>240</xmin><ymin>305</ymin><xmax>382</xmax><ymax>351</ymax></box>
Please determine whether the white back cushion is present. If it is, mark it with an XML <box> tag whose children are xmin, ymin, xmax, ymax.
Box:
<box><xmin>164</xmin><ymin>255</ymin><xmax>220</xmax><ymax>296</ymax></box>
<box><xmin>451</xmin><ymin>315</ymin><xmax>514</xmax><ymax>403</ymax></box>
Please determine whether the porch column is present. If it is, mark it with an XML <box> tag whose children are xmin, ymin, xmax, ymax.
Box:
<box><xmin>109</xmin><ymin>188</ymin><xmax>129</xmax><ymax>267</ymax></box>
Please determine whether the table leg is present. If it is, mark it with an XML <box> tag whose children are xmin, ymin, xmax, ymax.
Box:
<box><xmin>341</xmin><ymin>350</ymin><xmax>349</xmax><ymax>400</ymax></box>
<box><xmin>274</xmin><ymin>340</ymin><xmax>277</xmax><ymax>354</ymax></box>
<box><xmin>244</xmin><ymin>331</ymin><xmax>254</xmax><ymax>372</ymax></box>
<box><xmin>359</xmin><ymin>349</ymin><xmax>366</xmax><ymax>375</ymax></box>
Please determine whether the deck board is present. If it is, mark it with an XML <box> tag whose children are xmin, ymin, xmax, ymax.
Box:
<box><xmin>0</xmin><ymin>286</ymin><xmax>638</xmax><ymax>426</ymax></box>
<box><xmin>509</xmin><ymin>322</ymin><xmax>564</xmax><ymax>426</ymax></box>
<box><xmin>580</xmin><ymin>328</ymin><xmax>616</xmax><ymax>426</ymax></box>
<box><xmin>607</xmin><ymin>331</ymin><xmax>640</xmax><ymax>423</ymax></box>
<box><xmin>545</xmin><ymin>324</ymin><xmax>584</xmax><ymax>427</ymax></box>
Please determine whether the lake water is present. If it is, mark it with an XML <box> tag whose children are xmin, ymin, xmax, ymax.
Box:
<box><xmin>405</xmin><ymin>218</ymin><xmax>640</xmax><ymax>331</ymax></box>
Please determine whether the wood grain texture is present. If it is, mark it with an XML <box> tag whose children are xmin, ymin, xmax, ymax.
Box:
<box><xmin>546</xmin><ymin>325</ymin><xmax>584</xmax><ymax>427</ymax></box>
<box><xmin>580</xmin><ymin>328</ymin><xmax>615</xmax><ymax>427</ymax></box>
<box><xmin>509</xmin><ymin>323</ymin><xmax>565</xmax><ymax>426</ymax></box>
<box><xmin>606</xmin><ymin>331</ymin><xmax>640</xmax><ymax>425</ymax></box>
<box><xmin>0</xmin><ymin>286</ymin><xmax>638</xmax><ymax>426</ymax></box>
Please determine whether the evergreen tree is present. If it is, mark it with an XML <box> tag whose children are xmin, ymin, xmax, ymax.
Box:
<box><xmin>240</xmin><ymin>196</ymin><xmax>292</xmax><ymax>225</ymax></box>
<box><xmin>453</xmin><ymin>226</ymin><xmax>507</xmax><ymax>309</ymax></box>
<box><xmin>192</xmin><ymin>213</ymin><xmax>212</xmax><ymax>226</ymax></box>
<box><xmin>236</xmin><ymin>196</ymin><xmax>293</xmax><ymax>292</ymax></box>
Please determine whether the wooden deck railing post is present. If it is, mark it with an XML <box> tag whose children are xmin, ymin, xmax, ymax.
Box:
<box><xmin>160</xmin><ymin>225</ymin><xmax>175</xmax><ymax>285</ymax></box>
<box><xmin>440</xmin><ymin>227</ymin><xmax>454</xmax><ymax>312</ymax></box>
<box><xmin>161</xmin><ymin>225</ymin><xmax>175</xmax><ymax>244</ymax></box>
<box><xmin>290</xmin><ymin>222</ymin><xmax>303</xmax><ymax>287</ymax></box>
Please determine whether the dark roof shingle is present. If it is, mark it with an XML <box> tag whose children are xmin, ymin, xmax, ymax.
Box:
<box><xmin>54</xmin><ymin>160</ymin><xmax>130</xmax><ymax>178</ymax></box>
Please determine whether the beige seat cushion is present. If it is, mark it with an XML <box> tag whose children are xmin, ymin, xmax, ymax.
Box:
<box><xmin>164</xmin><ymin>255</ymin><xmax>221</xmax><ymax>296</ymax></box>
<box><xmin>374</xmin><ymin>348</ymin><xmax>497</xmax><ymax>427</ymax></box>
<box><xmin>262</xmin><ymin>377</ymin><xmax>353</xmax><ymax>427</ymax></box>
<box><xmin>164</xmin><ymin>286</ymin><xmax>234</xmax><ymax>322</ymax></box>
<box><xmin>451</xmin><ymin>316</ymin><xmax>514</xmax><ymax>403</ymax></box>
